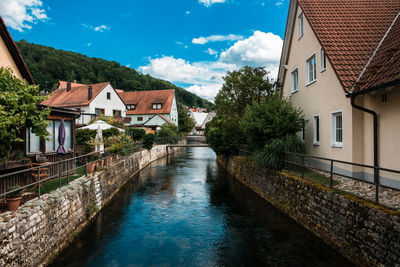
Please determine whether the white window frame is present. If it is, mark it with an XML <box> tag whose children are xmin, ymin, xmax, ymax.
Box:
<box><xmin>291</xmin><ymin>68</ymin><xmax>299</xmax><ymax>93</ymax></box>
<box><xmin>331</xmin><ymin>111</ymin><xmax>343</xmax><ymax>148</ymax></box>
<box><xmin>306</xmin><ymin>53</ymin><xmax>317</xmax><ymax>85</ymax></box>
<box><xmin>320</xmin><ymin>48</ymin><xmax>327</xmax><ymax>72</ymax></box>
<box><xmin>313</xmin><ymin>114</ymin><xmax>320</xmax><ymax>145</ymax></box>
<box><xmin>298</xmin><ymin>13</ymin><xmax>304</xmax><ymax>39</ymax></box>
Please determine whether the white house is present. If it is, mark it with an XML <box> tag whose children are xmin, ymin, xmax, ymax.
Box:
<box><xmin>42</xmin><ymin>81</ymin><xmax>126</xmax><ymax>126</ymax></box>
<box><xmin>118</xmin><ymin>89</ymin><xmax>178</xmax><ymax>130</ymax></box>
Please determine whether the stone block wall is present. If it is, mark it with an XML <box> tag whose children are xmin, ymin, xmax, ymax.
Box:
<box><xmin>218</xmin><ymin>155</ymin><xmax>400</xmax><ymax>266</ymax></box>
<box><xmin>0</xmin><ymin>145</ymin><xmax>182</xmax><ymax>267</ymax></box>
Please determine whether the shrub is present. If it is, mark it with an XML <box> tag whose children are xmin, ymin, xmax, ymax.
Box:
<box><xmin>76</xmin><ymin>129</ymin><xmax>97</xmax><ymax>153</ymax></box>
<box><xmin>143</xmin><ymin>133</ymin><xmax>156</xmax><ymax>150</ymax></box>
<box><xmin>205</xmin><ymin>116</ymin><xmax>241</xmax><ymax>155</ymax></box>
<box><xmin>126</xmin><ymin>128</ymin><xmax>146</xmax><ymax>141</ymax></box>
<box><xmin>157</xmin><ymin>123</ymin><xmax>179</xmax><ymax>142</ymax></box>
<box><xmin>254</xmin><ymin>135</ymin><xmax>305</xmax><ymax>170</ymax></box>
<box><xmin>6</xmin><ymin>186</ymin><xmax>23</xmax><ymax>198</ymax></box>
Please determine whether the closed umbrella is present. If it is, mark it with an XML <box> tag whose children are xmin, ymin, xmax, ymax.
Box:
<box><xmin>56</xmin><ymin>119</ymin><xmax>67</xmax><ymax>155</ymax></box>
<box><xmin>95</xmin><ymin>126</ymin><xmax>104</xmax><ymax>154</ymax></box>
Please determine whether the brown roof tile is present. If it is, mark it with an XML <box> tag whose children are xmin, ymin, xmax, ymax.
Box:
<box><xmin>299</xmin><ymin>0</ymin><xmax>400</xmax><ymax>92</ymax></box>
<box><xmin>41</xmin><ymin>82</ymin><xmax>109</xmax><ymax>107</ymax></box>
<box><xmin>119</xmin><ymin>90</ymin><xmax>175</xmax><ymax>115</ymax></box>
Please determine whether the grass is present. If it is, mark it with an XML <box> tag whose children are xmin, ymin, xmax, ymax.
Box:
<box><xmin>29</xmin><ymin>166</ymin><xmax>86</xmax><ymax>195</ymax></box>
<box><xmin>284</xmin><ymin>165</ymin><xmax>339</xmax><ymax>187</ymax></box>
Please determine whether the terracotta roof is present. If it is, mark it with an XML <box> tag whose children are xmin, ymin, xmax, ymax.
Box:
<box><xmin>298</xmin><ymin>0</ymin><xmax>400</xmax><ymax>92</ymax></box>
<box><xmin>119</xmin><ymin>89</ymin><xmax>175</xmax><ymax>115</ymax></box>
<box><xmin>58</xmin><ymin>81</ymin><xmax>85</xmax><ymax>89</ymax></box>
<box><xmin>0</xmin><ymin>16</ymin><xmax>34</xmax><ymax>84</ymax></box>
<box><xmin>41</xmin><ymin>82</ymin><xmax>109</xmax><ymax>107</ymax></box>
<box><xmin>352</xmin><ymin>13</ymin><xmax>400</xmax><ymax>93</ymax></box>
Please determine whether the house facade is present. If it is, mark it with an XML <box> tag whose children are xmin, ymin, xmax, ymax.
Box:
<box><xmin>42</xmin><ymin>81</ymin><xmax>127</xmax><ymax>126</ymax></box>
<box><xmin>119</xmin><ymin>89</ymin><xmax>178</xmax><ymax>130</ymax></box>
<box><xmin>278</xmin><ymin>0</ymin><xmax>400</xmax><ymax>175</ymax></box>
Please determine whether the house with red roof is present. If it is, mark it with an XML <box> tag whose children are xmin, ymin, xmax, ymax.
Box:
<box><xmin>42</xmin><ymin>81</ymin><xmax>126</xmax><ymax>125</ymax></box>
<box><xmin>278</xmin><ymin>0</ymin><xmax>400</xmax><ymax>174</ymax></box>
<box><xmin>118</xmin><ymin>89</ymin><xmax>178</xmax><ymax>130</ymax></box>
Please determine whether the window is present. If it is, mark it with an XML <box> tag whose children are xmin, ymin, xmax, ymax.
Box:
<box><xmin>320</xmin><ymin>48</ymin><xmax>327</xmax><ymax>72</ymax></box>
<box><xmin>291</xmin><ymin>68</ymin><xmax>299</xmax><ymax>93</ymax></box>
<box><xmin>113</xmin><ymin>110</ymin><xmax>121</xmax><ymax>117</ymax></box>
<box><xmin>127</xmin><ymin>104</ymin><xmax>136</xmax><ymax>110</ymax></box>
<box><xmin>95</xmin><ymin>108</ymin><xmax>105</xmax><ymax>116</ymax></box>
<box><xmin>332</xmin><ymin>112</ymin><xmax>343</xmax><ymax>147</ymax></box>
<box><xmin>298</xmin><ymin>13</ymin><xmax>304</xmax><ymax>38</ymax></box>
<box><xmin>45</xmin><ymin>120</ymin><xmax>72</xmax><ymax>152</ymax></box>
<box><xmin>138</xmin><ymin>117</ymin><xmax>143</xmax><ymax>122</ymax></box>
<box><xmin>26</xmin><ymin>128</ymin><xmax>41</xmax><ymax>153</ymax></box>
<box><xmin>107</xmin><ymin>92</ymin><xmax>111</xmax><ymax>100</ymax></box>
<box><xmin>313</xmin><ymin>115</ymin><xmax>320</xmax><ymax>145</ymax></box>
<box><xmin>306</xmin><ymin>54</ymin><xmax>316</xmax><ymax>84</ymax></box>
<box><xmin>152</xmin><ymin>103</ymin><xmax>162</xmax><ymax>110</ymax></box>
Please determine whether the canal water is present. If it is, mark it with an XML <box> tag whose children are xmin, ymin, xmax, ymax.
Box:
<box><xmin>51</xmin><ymin>148</ymin><xmax>351</xmax><ymax>266</ymax></box>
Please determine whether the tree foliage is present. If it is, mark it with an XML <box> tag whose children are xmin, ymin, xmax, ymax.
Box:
<box><xmin>143</xmin><ymin>133</ymin><xmax>156</xmax><ymax>150</ymax></box>
<box><xmin>177</xmin><ymin>103</ymin><xmax>195</xmax><ymax>134</ymax></box>
<box><xmin>157</xmin><ymin>123</ymin><xmax>179</xmax><ymax>138</ymax></box>
<box><xmin>0</xmin><ymin>67</ymin><xmax>50</xmax><ymax>157</ymax></box>
<box><xmin>204</xmin><ymin>116</ymin><xmax>241</xmax><ymax>155</ymax></box>
<box><xmin>239</xmin><ymin>95</ymin><xmax>304</xmax><ymax>151</ymax></box>
<box><xmin>126</xmin><ymin>128</ymin><xmax>146</xmax><ymax>141</ymax></box>
<box><xmin>16</xmin><ymin>40</ymin><xmax>214</xmax><ymax>110</ymax></box>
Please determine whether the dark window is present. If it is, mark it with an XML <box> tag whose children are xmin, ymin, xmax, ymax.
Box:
<box><xmin>107</xmin><ymin>92</ymin><xmax>111</xmax><ymax>100</ymax></box>
<box><xmin>152</xmin><ymin>103</ymin><xmax>162</xmax><ymax>110</ymax></box>
<box><xmin>127</xmin><ymin>104</ymin><xmax>136</xmax><ymax>110</ymax></box>
<box><xmin>138</xmin><ymin>117</ymin><xmax>143</xmax><ymax>122</ymax></box>
<box><xmin>113</xmin><ymin>110</ymin><xmax>121</xmax><ymax>117</ymax></box>
<box><xmin>95</xmin><ymin>108</ymin><xmax>105</xmax><ymax>116</ymax></box>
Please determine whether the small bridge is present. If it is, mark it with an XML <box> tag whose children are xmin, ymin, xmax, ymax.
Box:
<box><xmin>167</xmin><ymin>144</ymin><xmax>209</xmax><ymax>147</ymax></box>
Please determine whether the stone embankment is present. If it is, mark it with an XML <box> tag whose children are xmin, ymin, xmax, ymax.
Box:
<box><xmin>0</xmin><ymin>145</ymin><xmax>182</xmax><ymax>267</ymax></box>
<box><xmin>218</xmin><ymin>155</ymin><xmax>400</xmax><ymax>266</ymax></box>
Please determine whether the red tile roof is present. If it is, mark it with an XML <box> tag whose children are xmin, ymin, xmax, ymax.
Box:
<box><xmin>58</xmin><ymin>81</ymin><xmax>85</xmax><ymax>89</ymax></box>
<box><xmin>352</xmin><ymin>14</ymin><xmax>400</xmax><ymax>93</ymax></box>
<box><xmin>298</xmin><ymin>0</ymin><xmax>400</xmax><ymax>93</ymax></box>
<box><xmin>41</xmin><ymin>82</ymin><xmax>109</xmax><ymax>107</ymax></box>
<box><xmin>119</xmin><ymin>89</ymin><xmax>175</xmax><ymax>115</ymax></box>
<box><xmin>0</xmin><ymin>16</ymin><xmax>34</xmax><ymax>84</ymax></box>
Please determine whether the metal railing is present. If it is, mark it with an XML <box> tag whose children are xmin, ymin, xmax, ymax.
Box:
<box><xmin>155</xmin><ymin>136</ymin><xmax>186</xmax><ymax>145</ymax></box>
<box><xmin>0</xmin><ymin>142</ymin><xmax>143</xmax><ymax>200</ymax></box>
<box><xmin>284</xmin><ymin>152</ymin><xmax>400</xmax><ymax>204</ymax></box>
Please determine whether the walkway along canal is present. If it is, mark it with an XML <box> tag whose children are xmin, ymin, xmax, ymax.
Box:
<box><xmin>50</xmin><ymin>148</ymin><xmax>351</xmax><ymax>266</ymax></box>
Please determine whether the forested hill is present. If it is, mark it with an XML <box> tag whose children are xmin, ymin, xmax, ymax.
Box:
<box><xmin>16</xmin><ymin>40</ymin><xmax>214</xmax><ymax>109</ymax></box>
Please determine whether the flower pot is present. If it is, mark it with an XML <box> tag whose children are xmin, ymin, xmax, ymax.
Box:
<box><xmin>87</xmin><ymin>162</ymin><xmax>96</xmax><ymax>173</ymax></box>
<box><xmin>6</xmin><ymin>197</ymin><xmax>22</xmax><ymax>211</ymax></box>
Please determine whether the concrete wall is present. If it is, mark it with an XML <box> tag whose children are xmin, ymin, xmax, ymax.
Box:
<box><xmin>0</xmin><ymin>145</ymin><xmax>182</xmax><ymax>267</ymax></box>
<box><xmin>218</xmin><ymin>155</ymin><xmax>400</xmax><ymax>266</ymax></box>
<box><xmin>0</xmin><ymin>34</ymin><xmax>23</xmax><ymax>80</ymax></box>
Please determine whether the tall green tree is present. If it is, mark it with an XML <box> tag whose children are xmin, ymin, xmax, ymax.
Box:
<box><xmin>0</xmin><ymin>68</ymin><xmax>50</xmax><ymax>157</ymax></box>
<box><xmin>177</xmin><ymin>103</ymin><xmax>195</xmax><ymax>134</ymax></box>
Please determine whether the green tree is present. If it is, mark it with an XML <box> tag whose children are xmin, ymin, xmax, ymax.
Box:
<box><xmin>157</xmin><ymin>123</ymin><xmax>179</xmax><ymax>138</ymax></box>
<box><xmin>239</xmin><ymin>95</ymin><xmax>304</xmax><ymax>151</ymax></box>
<box><xmin>205</xmin><ymin>116</ymin><xmax>241</xmax><ymax>155</ymax></box>
<box><xmin>215</xmin><ymin>66</ymin><xmax>274</xmax><ymax>118</ymax></box>
<box><xmin>0</xmin><ymin>67</ymin><xmax>50</xmax><ymax>157</ymax></box>
<box><xmin>126</xmin><ymin>128</ymin><xmax>146</xmax><ymax>141</ymax></box>
<box><xmin>143</xmin><ymin>133</ymin><xmax>156</xmax><ymax>150</ymax></box>
<box><xmin>177</xmin><ymin>103</ymin><xmax>195</xmax><ymax>134</ymax></box>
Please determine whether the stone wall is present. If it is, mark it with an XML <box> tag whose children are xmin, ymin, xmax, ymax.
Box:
<box><xmin>0</xmin><ymin>145</ymin><xmax>182</xmax><ymax>267</ymax></box>
<box><xmin>218</xmin><ymin>155</ymin><xmax>400</xmax><ymax>266</ymax></box>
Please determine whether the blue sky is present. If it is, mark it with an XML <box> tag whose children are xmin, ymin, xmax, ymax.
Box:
<box><xmin>1</xmin><ymin>0</ymin><xmax>289</xmax><ymax>100</ymax></box>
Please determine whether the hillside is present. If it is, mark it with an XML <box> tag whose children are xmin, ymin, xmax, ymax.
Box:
<box><xmin>16</xmin><ymin>40</ymin><xmax>214</xmax><ymax>109</ymax></box>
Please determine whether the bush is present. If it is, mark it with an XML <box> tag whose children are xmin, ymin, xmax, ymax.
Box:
<box><xmin>6</xmin><ymin>186</ymin><xmax>23</xmax><ymax>198</ymax></box>
<box><xmin>143</xmin><ymin>133</ymin><xmax>156</xmax><ymax>150</ymax></box>
<box><xmin>105</xmin><ymin>134</ymin><xmax>133</xmax><ymax>154</ymax></box>
<box><xmin>254</xmin><ymin>135</ymin><xmax>305</xmax><ymax>170</ymax></box>
<box><xmin>157</xmin><ymin>124</ymin><xmax>179</xmax><ymax>138</ymax></box>
<box><xmin>205</xmin><ymin>116</ymin><xmax>241</xmax><ymax>155</ymax></box>
<box><xmin>240</xmin><ymin>95</ymin><xmax>304</xmax><ymax>151</ymax></box>
<box><xmin>103</xmin><ymin>127</ymin><xmax>121</xmax><ymax>139</ymax></box>
<box><xmin>126</xmin><ymin>128</ymin><xmax>146</xmax><ymax>141</ymax></box>
<box><xmin>76</xmin><ymin>129</ymin><xmax>97</xmax><ymax>153</ymax></box>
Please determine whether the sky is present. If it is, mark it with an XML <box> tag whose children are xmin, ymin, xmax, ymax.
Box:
<box><xmin>0</xmin><ymin>0</ymin><xmax>289</xmax><ymax>101</ymax></box>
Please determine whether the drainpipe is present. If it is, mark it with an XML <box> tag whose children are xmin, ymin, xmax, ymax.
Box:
<box><xmin>349</xmin><ymin>94</ymin><xmax>379</xmax><ymax>202</ymax></box>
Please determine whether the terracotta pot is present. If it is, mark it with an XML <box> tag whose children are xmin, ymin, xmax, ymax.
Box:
<box><xmin>6</xmin><ymin>197</ymin><xmax>22</xmax><ymax>211</ymax></box>
<box><xmin>87</xmin><ymin>163</ymin><xmax>95</xmax><ymax>173</ymax></box>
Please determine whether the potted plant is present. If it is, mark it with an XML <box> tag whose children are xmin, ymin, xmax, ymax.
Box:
<box><xmin>6</xmin><ymin>186</ymin><xmax>23</xmax><ymax>211</ymax></box>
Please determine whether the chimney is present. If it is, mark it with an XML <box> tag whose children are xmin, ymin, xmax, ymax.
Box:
<box><xmin>88</xmin><ymin>85</ymin><xmax>93</xmax><ymax>100</ymax></box>
<box><xmin>66</xmin><ymin>81</ymin><xmax>71</xmax><ymax>92</ymax></box>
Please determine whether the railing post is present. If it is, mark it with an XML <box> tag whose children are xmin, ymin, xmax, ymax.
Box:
<box><xmin>330</xmin><ymin>160</ymin><xmax>334</xmax><ymax>189</ymax></box>
<box><xmin>67</xmin><ymin>160</ymin><xmax>70</xmax><ymax>184</ymax></box>
<box><xmin>38</xmin><ymin>167</ymin><xmax>41</xmax><ymax>199</ymax></box>
<box><xmin>374</xmin><ymin>166</ymin><xmax>379</xmax><ymax>204</ymax></box>
<box><xmin>59</xmin><ymin>162</ymin><xmax>62</xmax><ymax>188</ymax></box>
<box><xmin>301</xmin><ymin>154</ymin><xmax>305</xmax><ymax>179</ymax></box>
<box><xmin>85</xmin><ymin>155</ymin><xmax>88</xmax><ymax>176</ymax></box>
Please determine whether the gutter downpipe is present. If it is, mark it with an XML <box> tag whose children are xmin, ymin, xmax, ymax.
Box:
<box><xmin>348</xmin><ymin>93</ymin><xmax>379</xmax><ymax>203</ymax></box>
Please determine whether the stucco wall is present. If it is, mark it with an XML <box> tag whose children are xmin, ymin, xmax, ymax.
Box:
<box><xmin>0</xmin><ymin>145</ymin><xmax>182</xmax><ymax>267</ymax></box>
<box><xmin>218</xmin><ymin>155</ymin><xmax>400</xmax><ymax>266</ymax></box>
<box><xmin>89</xmin><ymin>84</ymin><xmax>126</xmax><ymax>118</ymax></box>
<box><xmin>0</xmin><ymin>35</ymin><xmax>23</xmax><ymax>80</ymax></box>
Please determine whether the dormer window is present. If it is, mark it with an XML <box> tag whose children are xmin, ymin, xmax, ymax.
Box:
<box><xmin>107</xmin><ymin>92</ymin><xmax>111</xmax><ymax>100</ymax></box>
<box><xmin>152</xmin><ymin>103</ymin><xmax>162</xmax><ymax>110</ymax></box>
<box><xmin>127</xmin><ymin>104</ymin><xmax>136</xmax><ymax>110</ymax></box>
<box><xmin>298</xmin><ymin>12</ymin><xmax>304</xmax><ymax>39</ymax></box>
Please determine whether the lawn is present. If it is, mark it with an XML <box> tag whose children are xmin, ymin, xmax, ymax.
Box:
<box><xmin>284</xmin><ymin>165</ymin><xmax>339</xmax><ymax>187</ymax></box>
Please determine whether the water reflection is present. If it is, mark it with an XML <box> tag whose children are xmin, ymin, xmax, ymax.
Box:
<box><xmin>50</xmin><ymin>148</ymin><xmax>351</xmax><ymax>267</ymax></box>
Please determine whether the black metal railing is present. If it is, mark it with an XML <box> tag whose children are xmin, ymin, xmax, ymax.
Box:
<box><xmin>0</xmin><ymin>142</ymin><xmax>144</xmax><ymax>200</ymax></box>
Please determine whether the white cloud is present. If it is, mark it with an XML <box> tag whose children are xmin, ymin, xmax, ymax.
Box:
<box><xmin>138</xmin><ymin>31</ymin><xmax>282</xmax><ymax>101</ymax></box>
<box><xmin>87</xmin><ymin>42</ymin><xmax>92</xmax><ymax>47</ymax></box>
<box><xmin>198</xmin><ymin>0</ymin><xmax>226</xmax><ymax>7</ymax></box>
<box><xmin>94</xmin><ymin>25</ymin><xmax>110</xmax><ymax>32</ymax></box>
<box><xmin>220</xmin><ymin>31</ymin><xmax>282</xmax><ymax>78</ymax></box>
<box><xmin>275</xmin><ymin>0</ymin><xmax>284</xmax><ymax>6</ymax></box>
<box><xmin>192</xmin><ymin>34</ymin><xmax>243</xmax><ymax>45</ymax></box>
<box><xmin>0</xmin><ymin>0</ymin><xmax>48</xmax><ymax>32</ymax></box>
<box><xmin>186</xmin><ymin>11</ymin><xmax>190</xmax><ymax>15</ymax></box>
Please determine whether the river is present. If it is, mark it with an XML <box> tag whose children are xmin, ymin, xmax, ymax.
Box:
<box><xmin>50</xmin><ymin>147</ymin><xmax>351</xmax><ymax>266</ymax></box>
